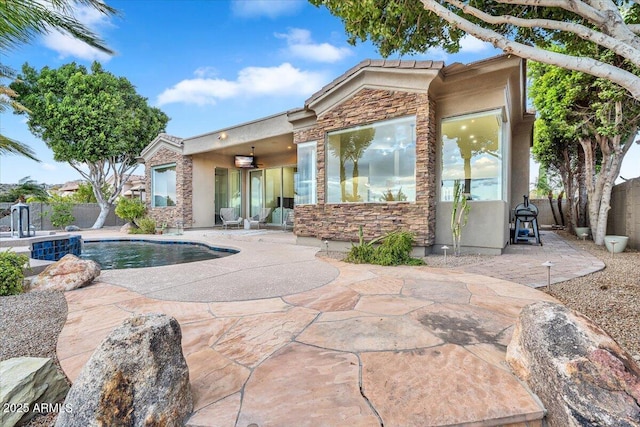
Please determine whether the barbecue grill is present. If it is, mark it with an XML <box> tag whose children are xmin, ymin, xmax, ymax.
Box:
<box><xmin>512</xmin><ymin>195</ymin><xmax>541</xmax><ymax>245</ymax></box>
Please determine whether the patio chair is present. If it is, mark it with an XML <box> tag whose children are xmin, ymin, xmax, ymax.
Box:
<box><xmin>249</xmin><ymin>207</ymin><xmax>272</xmax><ymax>229</ymax></box>
<box><xmin>282</xmin><ymin>209</ymin><xmax>294</xmax><ymax>231</ymax></box>
<box><xmin>220</xmin><ymin>208</ymin><xmax>243</xmax><ymax>229</ymax></box>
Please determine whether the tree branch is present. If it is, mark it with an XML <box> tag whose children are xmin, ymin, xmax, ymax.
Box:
<box><xmin>493</xmin><ymin>0</ymin><xmax>605</xmax><ymax>25</ymax></box>
<box><xmin>420</xmin><ymin>0</ymin><xmax>640</xmax><ymax>100</ymax></box>
<box><xmin>446</xmin><ymin>0</ymin><xmax>640</xmax><ymax>57</ymax></box>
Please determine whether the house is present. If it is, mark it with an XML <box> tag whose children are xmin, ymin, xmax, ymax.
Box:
<box><xmin>106</xmin><ymin>174</ymin><xmax>146</xmax><ymax>200</ymax></box>
<box><xmin>56</xmin><ymin>180</ymin><xmax>83</xmax><ymax>197</ymax></box>
<box><xmin>138</xmin><ymin>55</ymin><xmax>534</xmax><ymax>254</ymax></box>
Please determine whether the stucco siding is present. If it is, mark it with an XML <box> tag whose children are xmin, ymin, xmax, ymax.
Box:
<box><xmin>435</xmin><ymin>201</ymin><xmax>509</xmax><ymax>254</ymax></box>
<box><xmin>192</xmin><ymin>157</ymin><xmax>216</xmax><ymax>227</ymax></box>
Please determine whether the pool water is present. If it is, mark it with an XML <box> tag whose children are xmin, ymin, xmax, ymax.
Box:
<box><xmin>80</xmin><ymin>239</ymin><xmax>236</xmax><ymax>270</ymax></box>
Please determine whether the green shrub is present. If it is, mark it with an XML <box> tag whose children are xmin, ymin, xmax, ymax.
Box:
<box><xmin>0</xmin><ymin>251</ymin><xmax>28</xmax><ymax>296</ymax></box>
<box><xmin>115</xmin><ymin>197</ymin><xmax>147</xmax><ymax>225</ymax></box>
<box><xmin>345</xmin><ymin>227</ymin><xmax>424</xmax><ymax>266</ymax></box>
<box><xmin>372</xmin><ymin>231</ymin><xmax>422</xmax><ymax>266</ymax></box>
<box><xmin>129</xmin><ymin>217</ymin><xmax>156</xmax><ymax>234</ymax></box>
<box><xmin>48</xmin><ymin>196</ymin><xmax>75</xmax><ymax>229</ymax></box>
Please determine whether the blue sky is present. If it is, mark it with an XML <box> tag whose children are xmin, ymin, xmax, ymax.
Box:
<box><xmin>1</xmin><ymin>0</ymin><xmax>638</xmax><ymax>185</ymax></box>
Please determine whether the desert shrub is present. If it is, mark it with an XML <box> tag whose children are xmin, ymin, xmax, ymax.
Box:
<box><xmin>345</xmin><ymin>227</ymin><xmax>424</xmax><ymax>266</ymax></box>
<box><xmin>115</xmin><ymin>197</ymin><xmax>147</xmax><ymax>225</ymax></box>
<box><xmin>372</xmin><ymin>231</ymin><xmax>423</xmax><ymax>266</ymax></box>
<box><xmin>129</xmin><ymin>217</ymin><xmax>156</xmax><ymax>234</ymax></box>
<box><xmin>344</xmin><ymin>243</ymin><xmax>375</xmax><ymax>264</ymax></box>
<box><xmin>0</xmin><ymin>251</ymin><xmax>28</xmax><ymax>296</ymax></box>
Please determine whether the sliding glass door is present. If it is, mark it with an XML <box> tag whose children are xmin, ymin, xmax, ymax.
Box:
<box><xmin>215</xmin><ymin>168</ymin><xmax>241</xmax><ymax>224</ymax></box>
<box><xmin>248</xmin><ymin>166</ymin><xmax>296</xmax><ymax>226</ymax></box>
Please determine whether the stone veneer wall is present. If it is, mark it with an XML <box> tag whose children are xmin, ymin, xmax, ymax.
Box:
<box><xmin>294</xmin><ymin>88</ymin><xmax>437</xmax><ymax>246</ymax></box>
<box><xmin>145</xmin><ymin>148</ymin><xmax>193</xmax><ymax>228</ymax></box>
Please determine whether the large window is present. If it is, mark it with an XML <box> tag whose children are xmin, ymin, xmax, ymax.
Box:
<box><xmin>326</xmin><ymin>116</ymin><xmax>416</xmax><ymax>203</ymax></box>
<box><xmin>152</xmin><ymin>164</ymin><xmax>176</xmax><ymax>207</ymax></box>
<box><xmin>295</xmin><ymin>141</ymin><xmax>317</xmax><ymax>205</ymax></box>
<box><xmin>441</xmin><ymin>110</ymin><xmax>503</xmax><ymax>201</ymax></box>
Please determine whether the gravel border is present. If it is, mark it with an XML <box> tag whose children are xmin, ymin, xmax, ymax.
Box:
<box><xmin>0</xmin><ymin>290</ymin><xmax>69</xmax><ymax>427</ymax></box>
<box><xmin>546</xmin><ymin>231</ymin><xmax>640</xmax><ymax>359</ymax></box>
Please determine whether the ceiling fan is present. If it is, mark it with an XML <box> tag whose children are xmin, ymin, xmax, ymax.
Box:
<box><xmin>250</xmin><ymin>146</ymin><xmax>264</xmax><ymax>167</ymax></box>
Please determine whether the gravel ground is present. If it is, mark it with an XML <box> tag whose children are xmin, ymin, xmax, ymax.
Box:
<box><xmin>3</xmin><ymin>238</ymin><xmax>638</xmax><ymax>426</ymax></box>
<box><xmin>0</xmin><ymin>290</ymin><xmax>69</xmax><ymax>427</ymax></box>
<box><xmin>546</xmin><ymin>231</ymin><xmax>640</xmax><ymax>359</ymax></box>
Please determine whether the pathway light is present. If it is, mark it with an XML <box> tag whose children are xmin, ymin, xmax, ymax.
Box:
<box><xmin>441</xmin><ymin>245</ymin><xmax>449</xmax><ymax>265</ymax></box>
<box><xmin>542</xmin><ymin>261</ymin><xmax>553</xmax><ymax>290</ymax></box>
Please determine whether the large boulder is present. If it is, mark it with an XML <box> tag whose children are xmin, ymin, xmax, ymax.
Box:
<box><xmin>0</xmin><ymin>357</ymin><xmax>69</xmax><ymax>427</ymax></box>
<box><xmin>507</xmin><ymin>301</ymin><xmax>640</xmax><ymax>427</ymax></box>
<box><xmin>29</xmin><ymin>254</ymin><xmax>100</xmax><ymax>292</ymax></box>
<box><xmin>55</xmin><ymin>313</ymin><xmax>193</xmax><ymax>427</ymax></box>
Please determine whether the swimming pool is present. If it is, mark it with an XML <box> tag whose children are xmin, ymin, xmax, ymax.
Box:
<box><xmin>80</xmin><ymin>239</ymin><xmax>237</xmax><ymax>270</ymax></box>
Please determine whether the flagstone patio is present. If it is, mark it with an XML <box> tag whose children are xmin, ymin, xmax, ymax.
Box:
<box><xmin>56</xmin><ymin>229</ymin><xmax>563</xmax><ymax>426</ymax></box>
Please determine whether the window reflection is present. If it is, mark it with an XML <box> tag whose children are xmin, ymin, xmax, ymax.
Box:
<box><xmin>295</xmin><ymin>142</ymin><xmax>317</xmax><ymax>205</ymax></box>
<box><xmin>441</xmin><ymin>111</ymin><xmax>503</xmax><ymax>201</ymax></box>
<box><xmin>326</xmin><ymin>116</ymin><xmax>416</xmax><ymax>203</ymax></box>
<box><xmin>152</xmin><ymin>164</ymin><xmax>176</xmax><ymax>207</ymax></box>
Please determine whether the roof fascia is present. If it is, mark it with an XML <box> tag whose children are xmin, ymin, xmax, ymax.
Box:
<box><xmin>182</xmin><ymin>112</ymin><xmax>293</xmax><ymax>156</ymax></box>
<box><xmin>138</xmin><ymin>134</ymin><xmax>183</xmax><ymax>162</ymax></box>
<box><xmin>307</xmin><ymin>67</ymin><xmax>441</xmax><ymax>117</ymax></box>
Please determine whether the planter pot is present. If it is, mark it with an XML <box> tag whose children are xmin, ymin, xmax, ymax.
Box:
<box><xmin>574</xmin><ymin>227</ymin><xmax>591</xmax><ymax>239</ymax></box>
<box><xmin>604</xmin><ymin>235</ymin><xmax>628</xmax><ymax>253</ymax></box>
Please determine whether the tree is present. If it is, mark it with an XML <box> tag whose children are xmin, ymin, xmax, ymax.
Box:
<box><xmin>532</xmin><ymin>119</ymin><xmax>584</xmax><ymax>231</ymax></box>
<box><xmin>0</xmin><ymin>66</ymin><xmax>39</xmax><ymax>161</ymax></box>
<box><xmin>0</xmin><ymin>0</ymin><xmax>116</xmax><ymax>54</ymax></box>
<box><xmin>310</xmin><ymin>1</ymin><xmax>640</xmax><ymax>101</ymax></box>
<box><xmin>69</xmin><ymin>181</ymin><xmax>108</xmax><ymax>203</ymax></box>
<box><xmin>530</xmin><ymin>52</ymin><xmax>640</xmax><ymax>245</ymax></box>
<box><xmin>1</xmin><ymin>0</ymin><xmax>117</xmax><ymax>162</ymax></box>
<box><xmin>0</xmin><ymin>177</ymin><xmax>48</xmax><ymax>203</ymax></box>
<box><xmin>12</xmin><ymin>62</ymin><xmax>169</xmax><ymax>229</ymax></box>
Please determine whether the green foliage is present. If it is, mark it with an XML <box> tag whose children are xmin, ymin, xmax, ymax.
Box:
<box><xmin>308</xmin><ymin>0</ymin><xmax>464</xmax><ymax>57</ymax></box>
<box><xmin>345</xmin><ymin>226</ymin><xmax>424</xmax><ymax>266</ymax></box>
<box><xmin>0</xmin><ymin>251</ymin><xmax>28</xmax><ymax>296</ymax></box>
<box><xmin>115</xmin><ymin>197</ymin><xmax>147</xmax><ymax>225</ymax></box>
<box><xmin>47</xmin><ymin>195</ymin><xmax>75</xmax><ymax>229</ymax></box>
<box><xmin>129</xmin><ymin>217</ymin><xmax>156</xmax><ymax>235</ymax></box>
<box><xmin>10</xmin><ymin>61</ymin><xmax>169</xmax><ymax>228</ymax></box>
<box><xmin>69</xmin><ymin>182</ymin><xmax>108</xmax><ymax>203</ymax></box>
<box><xmin>0</xmin><ymin>177</ymin><xmax>48</xmax><ymax>202</ymax></box>
<box><xmin>0</xmin><ymin>0</ymin><xmax>117</xmax><ymax>53</ymax></box>
<box><xmin>451</xmin><ymin>180</ymin><xmax>470</xmax><ymax>256</ymax></box>
<box><xmin>310</xmin><ymin>0</ymin><xmax>640</xmax><ymax>100</ymax></box>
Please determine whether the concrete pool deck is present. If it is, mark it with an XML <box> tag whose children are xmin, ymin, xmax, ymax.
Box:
<box><xmin>54</xmin><ymin>228</ymin><xmax>603</xmax><ymax>426</ymax></box>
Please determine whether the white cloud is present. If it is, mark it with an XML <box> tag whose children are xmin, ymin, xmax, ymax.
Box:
<box><xmin>275</xmin><ymin>28</ymin><xmax>352</xmax><ymax>63</ymax></box>
<box><xmin>459</xmin><ymin>35</ymin><xmax>494</xmax><ymax>53</ymax></box>
<box><xmin>42</xmin><ymin>3</ymin><xmax>114</xmax><ymax>61</ymax></box>
<box><xmin>157</xmin><ymin>63</ymin><xmax>328</xmax><ymax>106</ymax></box>
<box><xmin>193</xmin><ymin>67</ymin><xmax>219</xmax><ymax>78</ymax></box>
<box><xmin>231</xmin><ymin>0</ymin><xmax>304</xmax><ymax>19</ymax></box>
<box><xmin>416</xmin><ymin>35</ymin><xmax>495</xmax><ymax>62</ymax></box>
<box><xmin>41</xmin><ymin>163</ymin><xmax>57</xmax><ymax>172</ymax></box>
